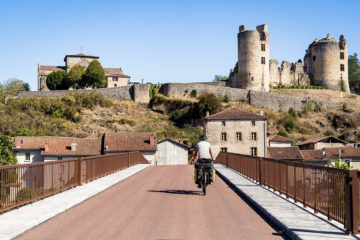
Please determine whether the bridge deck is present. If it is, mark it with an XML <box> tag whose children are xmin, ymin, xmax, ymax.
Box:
<box><xmin>15</xmin><ymin>165</ymin><xmax>283</xmax><ymax>240</ymax></box>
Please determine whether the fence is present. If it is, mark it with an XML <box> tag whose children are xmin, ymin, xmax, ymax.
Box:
<box><xmin>0</xmin><ymin>152</ymin><xmax>148</xmax><ymax>214</ymax></box>
<box><xmin>216</xmin><ymin>152</ymin><xmax>359</xmax><ymax>234</ymax></box>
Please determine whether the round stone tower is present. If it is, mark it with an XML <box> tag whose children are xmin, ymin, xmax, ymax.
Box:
<box><xmin>235</xmin><ymin>24</ymin><xmax>270</xmax><ymax>92</ymax></box>
<box><xmin>304</xmin><ymin>34</ymin><xmax>349</xmax><ymax>92</ymax></box>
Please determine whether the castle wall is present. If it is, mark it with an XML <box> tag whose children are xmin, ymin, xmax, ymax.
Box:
<box><xmin>280</xmin><ymin>61</ymin><xmax>294</xmax><ymax>85</ymax></box>
<box><xmin>269</xmin><ymin>60</ymin><xmax>280</xmax><ymax>86</ymax></box>
<box><xmin>304</xmin><ymin>34</ymin><xmax>350</xmax><ymax>92</ymax></box>
<box><xmin>236</xmin><ymin>24</ymin><xmax>270</xmax><ymax>92</ymax></box>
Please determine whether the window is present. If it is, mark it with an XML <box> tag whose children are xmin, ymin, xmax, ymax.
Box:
<box><xmin>222</xmin><ymin>121</ymin><xmax>226</xmax><ymax>126</ymax></box>
<box><xmin>221</xmin><ymin>132</ymin><xmax>227</xmax><ymax>141</ymax></box>
<box><xmin>221</xmin><ymin>147</ymin><xmax>227</xmax><ymax>152</ymax></box>
<box><xmin>236</xmin><ymin>132</ymin><xmax>242</xmax><ymax>141</ymax></box>
<box><xmin>114</xmin><ymin>84</ymin><xmax>118</xmax><ymax>87</ymax></box>
<box><xmin>261</xmin><ymin>44</ymin><xmax>265</xmax><ymax>51</ymax></box>
<box><xmin>251</xmin><ymin>132</ymin><xmax>257</xmax><ymax>141</ymax></box>
<box><xmin>58</xmin><ymin>156</ymin><xmax>63</xmax><ymax>160</ymax></box>
<box><xmin>252</xmin><ymin>120</ymin><xmax>255</xmax><ymax>126</ymax></box>
<box><xmin>340</xmin><ymin>64</ymin><xmax>345</xmax><ymax>71</ymax></box>
<box><xmin>340</xmin><ymin>52</ymin><xmax>344</xmax><ymax>60</ymax></box>
<box><xmin>312</xmin><ymin>56</ymin><xmax>316</xmax><ymax>62</ymax></box>
<box><xmin>113</xmin><ymin>76</ymin><xmax>118</xmax><ymax>81</ymax></box>
<box><xmin>251</xmin><ymin>147</ymin><xmax>257</xmax><ymax>156</ymax></box>
<box><xmin>261</xmin><ymin>57</ymin><xmax>265</xmax><ymax>64</ymax></box>
<box><xmin>25</xmin><ymin>153</ymin><xmax>30</xmax><ymax>162</ymax></box>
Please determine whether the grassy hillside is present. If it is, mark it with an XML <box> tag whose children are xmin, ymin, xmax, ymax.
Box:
<box><xmin>2</xmin><ymin>92</ymin><xmax>360</xmax><ymax>147</ymax></box>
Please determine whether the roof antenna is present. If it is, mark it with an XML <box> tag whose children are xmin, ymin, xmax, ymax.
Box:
<box><xmin>80</xmin><ymin>45</ymin><xmax>83</xmax><ymax>53</ymax></box>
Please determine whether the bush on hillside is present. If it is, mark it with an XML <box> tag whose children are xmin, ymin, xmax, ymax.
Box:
<box><xmin>196</xmin><ymin>93</ymin><xmax>222</xmax><ymax>118</ymax></box>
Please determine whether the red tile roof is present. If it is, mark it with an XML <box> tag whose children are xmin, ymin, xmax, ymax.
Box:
<box><xmin>13</xmin><ymin>136</ymin><xmax>101</xmax><ymax>156</ymax></box>
<box><xmin>269</xmin><ymin>135</ymin><xmax>291</xmax><ymax>142</ymax></box>
<box><xmin>64</xmin><ymin>53</ymin><xmax>99</xmax><ymax>61</ymax></box>
<box><xmin>324</xmin><ymin>147</ymin><xmax>360</xmax><ymax>158</ymax></box>
<box><xmin>39</xmin><ymin>65</ymin><xmax>66</xmax><ymax>72</ymax></box>
<box><xmin>206</xmin><ymin>108</ymin><xmax>267</xmax><ymax>121</ymax></box>
<box><xmin>297</xmin><ymin>136</ymin><xmax>347</xmax><ymax>146</ymax></box>
<box><xmin>158</xmin><ymin>138</ymin><xmax>189</xmax><ymax>149</ymax></box>
<box><xmin>104</xmin><ymin>132</ymin><xmax>157</xmax><ymax>152</ymax></box>
<box><xmin>301</xmin><ymin>150</ymin><xmax>326</xmax><ymax>162</ymax></box>
<box><xmin>104</xmin><ymin>68</ymin><xmax>130</xmax><ymax>78</ymax></box>
<box><xmin>267</xmin><ymin>147</ymin><xmax>303</xmax><ymax>160</ymax></box>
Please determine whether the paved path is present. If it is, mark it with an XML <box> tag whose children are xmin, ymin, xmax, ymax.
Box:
<box><xmin>214</xmin><ymin>164</ymin><xmax>360</xmax><ymax>240</ymax></box>
<box><xmin>16</xmin><ymin>165</ymin><xmax>284</xmax><ymax>240</ymax></box>
<box><xmin>0</xmin><ymin>164</ymin><xmax>149</xmax><ymax>240</ymax></box>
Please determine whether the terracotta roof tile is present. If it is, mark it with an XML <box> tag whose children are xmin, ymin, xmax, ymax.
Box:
<box><xmin>158</xmin><ymin>138</ymin><xmax>189</xmax><ymax>149</ymax></box>
<box><xmin>301</xmin><ymin>150</ymin><xmax>326</xmax><ymax>161</ymax></box>
<box><xmin>104</xmin><ymin>132</ymin><xmax>157</xmax><ymax>152</ymax></box>
<box><xmin>269</xmin><ymin>135</ymin><xmax>291</xmax><ymax>142</ymax></box>
<box><xmin>64</xmin><ymin>53</ymin><xmax>99</xmax><ymax>61</ymax></box>
<box><xmin>13</xmin><ymin>136</ymin><xmax>101</xmax><ymax>156</ymax></box>
<box><xmin>104</xmin><ymin>68</ymin><xmax>130</xmax><ymax>78</ymax></box>
<box><xmin>324</xmin><ymin>147</ymin><xmax>360</xmax><ymax>157</ymax></box>
<box><xmin>267</xmin><ymin>147</ymin><xmax>303</xmax><ymax>160</ymax></box>
<box><xmin>297</xmin><ymin>136</ymin><xmax>347</xmax><ymax>146</ymax></box>
<box><xmin>206</xmin><ymin>108</ymin><xmax>267</xmax><ymax>121</ymax></box>
<box><xmin>39</xmin><ymin>65</ymin><xmax>66</xmax><ymax>72</ymax></box>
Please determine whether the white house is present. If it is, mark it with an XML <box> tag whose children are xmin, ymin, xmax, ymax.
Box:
<box><xmin>157</xmin><ymin>138</ymin><xmax>189</xmax><ymax>165</ymax></box>
<box><xmin>13</xmin><ymin>136</ymin><xmax>101</xmax><ymax>164</ymax></box>
<box><xmin>268</xmin><ymin>135</ymin><xmax>292</xmax><ymax>147</ymax></box>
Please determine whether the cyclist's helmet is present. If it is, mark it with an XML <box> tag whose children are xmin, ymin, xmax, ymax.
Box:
<box><xmin>200</xmin><ymin>135</ymin><xmax>207</xmax><ymax>141</ymax></box>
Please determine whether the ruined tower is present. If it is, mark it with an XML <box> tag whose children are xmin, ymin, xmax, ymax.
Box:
<box><xmin>304</xmin><ymin>34</ymin><xmax>350</xmax><ymax>92</ymax></box>
<box><xmin>235</xmin><ymin>24</ymin><xmax>270</xmax><ymax>92</ymax></box>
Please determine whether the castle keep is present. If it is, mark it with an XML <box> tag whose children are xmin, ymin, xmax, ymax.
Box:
<box><xmin>38</xmin><ymin>53</ymin><xmax>131</xmax><ymax>91</ymax></box>
<box><xmin>228</xmin><ymin>24</ymin><xmax>349</xmax><ymax>92</ymax></box>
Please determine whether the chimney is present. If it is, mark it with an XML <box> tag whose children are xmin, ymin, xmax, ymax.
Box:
<box><xmin>15</xmin><ymin>139</ymin><xmax>22</xmax><ymax>148</ymax></box>
<box><xmin>150</xmin><ymin>135</ymin><xmax>156</xmax><ymax>145</ymax></box>
<box><xmin>71</xmin><ymin>142</ymin><xmax>77</xmax><ymax>151</ymax></box>
<box><xmin>259</xmin><ymin>111</ymin><xmax>264</xmax><ymax>116</ymax></box>
<box><xmin>44</xmin><ymin>143</ymin><xmax>49</xmax><ymax>152</ymax></box>
<box><xmin>206</xmin><ymin>111</ymin><xmax>210</xmax><ymax>117</ymax></box>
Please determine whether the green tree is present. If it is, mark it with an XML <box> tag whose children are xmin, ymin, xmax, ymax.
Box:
<box><xmin>65</xmin><ymin>65</ymin><xmax>85</xmax><ymax>89</ymax></box>
<box><xmin>82</xmin><ymin>60</ymin><xmax>106</xmax><ymax>89</ymax></box>
<box><xmin>0</xmin><ymin>135</ymin><xmax>17</xmax><ymax>165</ymax></box>
<box><xmin>196</xmin><ymin>93</ymin><xmax>222</xmax><ymax>118</ymax></box>
<box><xmin>3</xmin><ymin>78</ymin><xmax>30</xmax><ymax>96</ymax></box>
<box><xmin>213</xmin><ymin>75</ymin><xmax>228</xmax><ymax>82</ymax></box>
<box><xmin>329</xmin><ymin>159</ymin><xmax>352</xmax><ymax>170</ymax></box>
<box><xmin>0</xmin><ymin>84</ymin><xmax>6</xmax><ymax>103</ymax></box>
<box><xmin>46</xmin><ymin>71</ymin><xmax>68</xmax><ymax>90</ymax></box>
<box><xmin>348</xmin><ymin>53</ymin><xmax>360</xmax><ymax>93</ymax></box>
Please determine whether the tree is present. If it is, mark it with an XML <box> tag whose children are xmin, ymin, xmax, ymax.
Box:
<box><xmin>213</xmin><ymin>75</ymin><xmax>228</xmax><ymax>82</ymax></box>
<box><xmin>64</xmin><ymin>65</ymin><xmax>85</xmax><ymax>89</ymax></box>
<box><xmin>46</xmin><ymin>71</ymin><xmax>68</xmax><ymax>90</ymax></box>
<box><xmin>348</xmin><ymin>53</ymin><xmax>360</xmax><ymax>93</ymax></box>
<box><xmin>0</xmin><ymin>84</ymin><xmax>6</xmax><ymax>104</ymax></box>
<box><xmin>196</xmin><ymin>93</ymin><xmax>222</xmax><ymax>118</ymax></box>
<box><xmin>0</xmin><ymin>135</ymin><xmax>17</xmax><ymax>165</ymax></box>
<box><xmin>82</xmin><ymin>60</ymin><xmax>106</xmax><ymax>89</ymax></box>
<box><xmin>3</xmin><ymin>78</ymin><xmax>30</xmax><ymax>96</ymax></box>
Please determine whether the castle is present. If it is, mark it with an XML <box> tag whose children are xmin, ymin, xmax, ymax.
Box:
<box><xmin>38</xmin><ymin>53</ymin><xmax>131</xmax><ymax>91</ymax></box>
<box><xmin>228</xmin><ymin>24</ymin><xmax>350</xmax><ymax>92</ymax></box>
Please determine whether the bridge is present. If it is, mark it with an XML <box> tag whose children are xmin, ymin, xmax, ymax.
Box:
<box><xmin>0</xmin><ymin>152</ymin><xmax>359</xmax><ymax>239</ymax></box>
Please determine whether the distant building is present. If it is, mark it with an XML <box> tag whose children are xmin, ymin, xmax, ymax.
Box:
<box><xmin>204</xmin><ymin>108</ymin><xmax>267</xmax><ymax>157</ymax></box>
<box><xmin>267</xmin><ymin>147</ymin><xmax>303</xmax><ymax>161</ymax></box>
<box><xmin>300</xmin><ymin>150</ymin><xmax>328</xmax><ymax>166</ymax></box>
<box><xmin>157</xmin><ymin>139</ymin><xmax>189</xmax><ymax>165</ymax></box>
<box><xmin>13</xmin><ymin>136</ymin><xmax>101</xmax><ymax>164</ymax></box>
<box><xmin>38</xmin><ymin>53</ymin><xmax>130</xmax><ymax>91</ymax></box>
<box><xmin>297</xmin><ymin>136</ymin><xmax>347</xmax><ymax>150</ymax></box>
<box><xmin>268</xmin><ymin>135</ymin><xmax>292</xmax><ymax>148</ymax></box>
<box><xmin>324</xmin><ymin>147</ymin><xmax>360</xmax><ymax>169</ymax></box>
<box><xmin>103</xmin><ymin>132</ymin><xmax>157</xmax><ymax>164</ymax></box>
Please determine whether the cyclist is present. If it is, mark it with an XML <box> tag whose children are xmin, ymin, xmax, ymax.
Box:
<box><xmin>192</xmin><ymin>135</ymin><xmax>215</xmax><ymax>187</ymax></box>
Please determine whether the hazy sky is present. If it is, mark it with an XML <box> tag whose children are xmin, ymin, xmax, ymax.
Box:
<box><xmin>0</xmin><ymin>0</ymin><xmax>359</xmax><ymax>90</ymax></box>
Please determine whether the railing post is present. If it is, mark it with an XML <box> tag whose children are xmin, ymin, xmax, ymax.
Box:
<box><xmin>78</xmin><ymin>157</ymin><xmax>83</xmax><ymax>186</ymax></box>
<box><xmin>128</xmin><ymin>152</ymin><xmax>131</xmax><ymax>167</ymax></box>
<box><xmin>226</xmin><ymin>152</ymin><xmax>228</xmax><ymax>167</ymax></box>
<box><xmin>345</xmin><ymin>170</ymin><xmax>359</xmax><ymax>234</ymax></box>
<box><xmin>259</xmin><ymin>158</ymin><xmax>263</xmax><ymax>185</ymax></box>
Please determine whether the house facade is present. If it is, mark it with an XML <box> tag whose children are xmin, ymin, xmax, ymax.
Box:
<box><xmin>157</xmin><ymin>139</ymin><xmax>189</xmax><ymax>165</ymax></box>
<box><xmin>38</xmin><ymin>53</ymin><xmax>130</xmax><ymax>91</ymax></box>
<box><xmin>297</xmin><ymin>136</ymin><xmax>347</xmax><ymax>150</ymax></box>
<box><xmin>268</xmin><ymin>135</ymin><xmax>292</xmax><ymax>148</ymax></box>
<box><xmin>205</xmin><ymin>108</ymin><xmax>267</xmax><ymax>157</ymax></box>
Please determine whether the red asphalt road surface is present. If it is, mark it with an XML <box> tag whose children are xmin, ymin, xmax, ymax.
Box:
<box><xmin>16</xmin><ymin>166</ymin><xmax>285</xmax><ymax>240</ymax></box>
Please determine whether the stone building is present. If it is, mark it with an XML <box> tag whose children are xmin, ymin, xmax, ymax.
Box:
<box><xmin>304</xmin><ymin>34</ymin><xmax>350</xmax><ymax>92</ymax></box>
<box><xmin>204</xmin><ymin>108</ymin><xmax>267</xmax><ymax>157</ymax></box>
<box><xmin>228</xmin><ymin>24</ymin><xmax>349</xmax><ymax>92</ymax></box>
<box><xmin>38</xmin><ymin>53</ymin><xmax>130</xmax><ymax>91</ymax></box>
<box><xmin>297</xmin><ymin>136</ymin><xmax>347</xmax><ymax>150</ymax></box>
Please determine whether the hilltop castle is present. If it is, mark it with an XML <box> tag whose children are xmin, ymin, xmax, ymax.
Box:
<box><xmin>228</xmin><ymin>24</ymin><xmax>350</xmax><ymax>92</ymax></box>
<box><xmin>38</xmin><ymin>53</ymin><xmax>131</xmax><ymax>91</ymax></box>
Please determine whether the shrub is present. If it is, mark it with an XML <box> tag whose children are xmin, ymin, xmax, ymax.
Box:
<box><xmin>171</xmin><ymin>110</ymin><xmax>182</xmax><ymax>122</ymax></box>
<box><xmin>64</xmin><ymin>65</ymin><xmax>85</xmax><ymax>89</ymax></box>
<box><xmin>277</xmin><ymin>113</ymin><xmax>295</xmax><ymax>132</ymax></box>
<box><xmin>82</xmin><ymin>60</ymin><xmax>106</xmax><ymax>89</ymax></box>
<box><xmin>16</xmin><ymin>187</ymin><xmax>38</xmax><ymax>202</ymax></box>
<box><xmin>190</xmin><ymin>89</ymin><xmax>198</xmax><ymax>98</ymax></box>
<box><xmin>223</xmin><ymin>94</ymin><xmax>230</xmax><ymax>103</ymax></box>
<box><xmin>314</xmin><ymin>102</ymin><xmax>322</xmax><ymax>112</ymax></box>
<box><xmin>196</xmin><ymin>93</ymin><xmax>222</xmax><ymax>118</ymax></box>
<box><xmin>288</xmin><ymin>107</ymin><xmax>296</xmax><ymax>118</ymax></box>
<box><xmin>46</xmin><ymin>71</ymin><xmax>68</xmax><ymax>90</ymax></box>
<box><xmin>149</xmin><ymin>84</ymin><xmax>158</xmax><ymax>99</ymax></box>
<box><xmin>302</xmin><ymin>103</ymin><xmax>313</xmax><ymax>117</ymax></box>
<box><xmin>118</xmin><ymin>118</ymin><xmax>136</xmax><ymax>126</ymax></box>
<box><xmin>325</xmin><ymin>130</ymin><xmax>336</xmax><ymax>136</ymax></box>
<box><xmin>340</xmin><ymin>80</ymin><xmax>345</xmax><ymax>92</ymax></box>
<box><xmin>277</xmin><ymin>130</ymin><xmax>289</xmax><ymax>138</ymax></box>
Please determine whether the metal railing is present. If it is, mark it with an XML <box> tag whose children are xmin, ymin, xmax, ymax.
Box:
<box><xmin>216</xmin><ymin>152</ymin><xmax>359</xmax><ymax>234</ymax></box>
<box><xmin>0</xmin><ymin>152</ymin><xmax>148</xmax><ymax>214</ymax></box>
